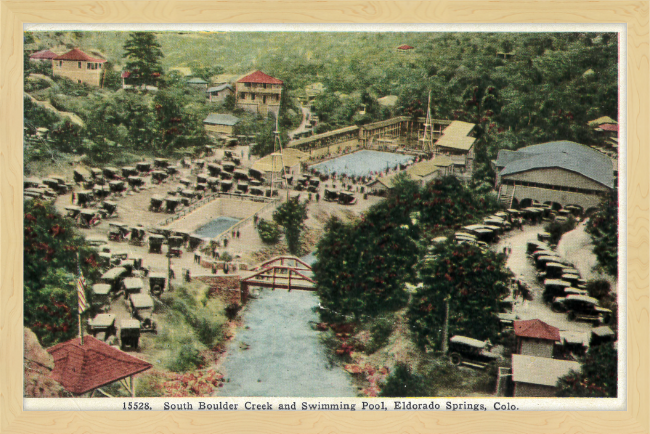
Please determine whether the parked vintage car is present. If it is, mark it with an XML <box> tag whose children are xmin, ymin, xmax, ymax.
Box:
<box><xmin>551</xmin><ymin>295</ymin><xmax>613</xmax><ymax>326</ymax></box>
<box><xmin>87</xmin><ymin>314</ymin><xmax>117</xmax><ymax>342</ymax></box>
<box><xmin>128</xmin><ymin>294</ymin><xmax>157</xmax><ymax>334</ymax></box>
<box><xmin>448</xmin><ymin>336</ymin><xmax>500</xmax><ymax>369</ymax></box>
<box><xmin>120</xmin><ymin>319</ymin><xmax>141</xmax><ymax>350</ymax></box>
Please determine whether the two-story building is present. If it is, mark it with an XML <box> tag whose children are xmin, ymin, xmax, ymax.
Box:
<box><xmin>52</xmin><ymin>48</ymin><xmax>106</xmax><ymax>87</ymax></box>
<box><xmin>433</xmin><ymin>120</ymin><xmax>477</xmax><ymax>175</ymax></box>
<box><xmin>235</xmin><ymin>70</ymin><xmax>283</xmax><ymax>118</ymax></box>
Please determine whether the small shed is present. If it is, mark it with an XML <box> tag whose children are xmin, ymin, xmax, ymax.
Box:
<box><xmin>206</xmin><ymin>83</ymin><xmax>234</xmax><ymax>103</ymax></box>
<box><xmin>514</xmin><ymin>319</ymin><xmax>560</xmax><ymax>359</ymax></box>
<box><xmin>203</xmin><ymin>113</ymin><xmax>240</xmax><ymax>137</ymax></box>
<box><xmin>511</xmin><ymin>354</ymin><xmax>580</xmax><ymax>397</ymax></box>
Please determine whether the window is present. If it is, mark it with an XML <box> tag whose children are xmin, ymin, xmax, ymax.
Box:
<box><xmin>251</xmin><ymin>94</ymin><xmax>256</xmax><ymax>101</ymax></box>
<box><xmin>245</xmin><ymin>82</ymin><xmax>251</xmax><ymax>88</ymax></box>
<box><xmin>263</xmin><ymin>95</ymin><xmax>267</xmax><ymax>104</ymax></box>
<box><xmin>59</xmin><ymin>61</ymin><xmax>63</xmax><ymax>67</ymax></box>
<box><xmin>239</xmin><ymin>93</ymin><xmax>246</xmax><ymax>100</ymax></box>
<box><xmin>78</xmin><ymin>62</ymin><xmax>82</xmax><ymax>68</ymax></box>
<box><xmin>263</xmin><ymin>83</ymin><xmax>267</xmax><ymax>89</ymax></box>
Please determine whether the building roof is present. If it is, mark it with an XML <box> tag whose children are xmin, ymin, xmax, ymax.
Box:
<box><xmin>252</xmin><ymin>153</ymin><xmax>302</xmax><ymax>173</ymax></box>
<box><xmin>434</xmin><ymin>121</ymin><xmax>477</xmax><ymax>151</ymax></box>
<box><xmin>497</xmin><ymin>141</ymin><xmax>614</xmax><ymax>189</ymax></box>
<box><xmin>47</xmin><ymin>336</ymin><xmax>152</xmax><ymax>395</ymax></box>
<box><xmin>588</xmin><ymin>116</ymin><xmax>617</xmax><ymax>127</ymax></box>
<box><xmin>406</xmin><ymin>160</ymin><xmax>443</xmax><ymax>178</ymax></box>
<box><xmin>598</xmin><ymin>124</ymin><xmax>618</xmax><ymax>132</ymax></box>
<box><xmin>514</xmin><ymin>319</ymin><xmax>561</xmax><ymax>341</ymax></box>
<box><xmin>278</xmin><ymin>148</ymin><xmax>309</xmax><ymax>161</ymax></box>
<box><xmin>121</xmin><ymin>71</ymin><xmax>131</xmax><ymax>79</ymax></box>
<box><xmin>30</xmin><ymin>49</ymin><xmax>59</xmax><ymax>60</ymax></box>
<box><xmin>207</xmin><ymin>83</ymin><xmax>233</xmax><ymax>93</ymax></box>
<box><xmin>512</xmin><ymin>354</ymin><xmax>580</xmax><ymax>387</ymax></box>
<box><xmin>289</xmin><ymin>125</ymin><xmax>359</xmax><ymax>148</ymax></box>
<box><xmin>397</xmin><ymin>44</ymin><xmax>414</xmax><ymax>50</ymax></box>
<box><xmin>204</xmin><ymin>113</ymin><xmax>240</xmax><ymax>126</ymax></box>
<box><xmin>187</xmin><ymin>77</ymin><xmax>208</xmax><ymax>84</ymax></box>
<box><xmin>53</xmin><ymin>48</ymin><xmax>106</xmax><ymax>63</ymax></box>
<box><xmin>237</xmin><ymin>70</ymin><xmax>283</xmax><ymax>85</ymax></box>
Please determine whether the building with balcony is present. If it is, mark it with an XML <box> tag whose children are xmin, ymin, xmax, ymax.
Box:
<box><xmin>52</xmin><ymin>48</ymin><xmax>106</xmax><ymax>87</ymax></box>
<box><xmin>235</xmin><ymin>70</ymin><xmax>283</xmax><ymax>118</ymax></box>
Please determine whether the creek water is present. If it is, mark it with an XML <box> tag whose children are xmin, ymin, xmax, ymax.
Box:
<box><xmin>215</xmin><ymin>252</ymin><xmax>356</xmax><ymax>397</ymax></box>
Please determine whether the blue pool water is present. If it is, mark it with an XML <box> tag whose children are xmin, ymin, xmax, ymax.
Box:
<box><xmin>310</xmin><ymin>150</ymin><xmax>414</xmax><ymax>177</ymax></box>
<box><xmin>194</xmin><ymin>216</ymin><xmax>241</xmax><ymax>238</ymax></box>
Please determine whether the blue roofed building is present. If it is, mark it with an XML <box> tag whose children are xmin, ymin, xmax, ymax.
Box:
<box><xmin>203</xmin><ymin>113</ymin><xmax>240</xmax><ymax>137</ymax></box>
<box><xmin>206</xmin><ymin>83</ymin><xmax>234</xmax><ymax>103</ymax></box>
<box><xmin>495</xmin><ymin>141</ymin><xmax>614</xmax><ymax>212</ymax></box>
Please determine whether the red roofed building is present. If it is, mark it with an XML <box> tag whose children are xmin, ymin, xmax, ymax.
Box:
<box><xmin>47</xmin><ymin>336</ymin><xmax>152</xmax><ymax>396</ymax></box>
<box><xmin>599</xmin><ymin>123</ymin><xmax>618</xmax><ymax>132</ymax></box>
<box><xmin>514</xmin><ymin>319</ymin><xmax>561</xmax><ymax>359</ymax></box>
<box><xmin>52</xmin><ymin>48</ymin><xmax>107</xmax><ymax>87</ymax></box>
<box><xmin>235</xmin><ymin>70</ymin><xmax>283</xmax><ymax>118</ymax></box>
<box><xmin>29</xmin><ymin>49</ymin><xmax>59</xmax><ymax>62</ymax></box>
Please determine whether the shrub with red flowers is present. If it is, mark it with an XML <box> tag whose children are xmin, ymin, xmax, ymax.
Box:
<box><xmin>556</xmin><ymin>342</ymin><xmax>617</xmax><ymax>397</ymax></box>
<box><xmin>24</xmin><ymin>200</ymin><xmax>101</xmax><ymax>347</ymax></box>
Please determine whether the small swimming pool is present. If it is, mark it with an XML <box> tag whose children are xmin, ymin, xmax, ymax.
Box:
<box><xmin>310</xmin><ymin>150</ymin><xmax>414</xmax><ymax>178</ymax></box>
<box><xmin>194</xmin><ymin>216</ymin><xmax>241</xmax><ymax>238</ymax></box>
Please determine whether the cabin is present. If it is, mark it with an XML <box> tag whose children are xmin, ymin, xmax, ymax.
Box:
<box><xmin>203</xmin><ymin>114</ymin><xmax>240</xmax><ymax>137</ymax></box>
<box><xmin>433</xmin><ymin>121</ymin><xmax>477</xmax><ymax>174</ymax></box>
<box><xmin>511</xmin><ymin>354</ymin><xmax>580</xmax><ymax>397</ymax></box>
<box><xmin>187</xmin><ymin>77</ymin><xmax>209</xmax><ymax>90</ymax></box>
<box><xmin>206</xmin><ymin>83</ymin><xmax>234</xmax><ymax>103</ymax></box>
<box><xmin>514</xmin><ymin>319</ymin><xmax>561</xmax><ymax>359</ymax></box>
<box><xmin>52</xmin><ymin>48</ymin><xmax>106</xmax><ymax>87</ymax></box>
<box><xmin>235</xmin><ymin>70</ymin><xmax>283</xmax><ymax>118</ymax></box>
<box><xmin>495</xmin><ymin>141</ymin><xmax>614</xmax><ymax>211</ymax></box>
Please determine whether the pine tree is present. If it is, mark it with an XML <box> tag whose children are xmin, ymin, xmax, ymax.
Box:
<box><xmin>123</xmin><ymin>32</ymin><xmax>164</xmax><ymax>88</ymax></box>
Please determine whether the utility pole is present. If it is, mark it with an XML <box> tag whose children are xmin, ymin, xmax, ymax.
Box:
<box><xmin>167</xmin><ymin>249</ymin><xmax>173</xmax><ymax>292</ymax></box>
<box><xmin>441</xmin><ymin>298</ymin><xmax>450</xmax><ymax>354</ymax></box>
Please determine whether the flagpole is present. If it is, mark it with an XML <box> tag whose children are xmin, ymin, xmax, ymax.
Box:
<box><xmin>77</xmin><ymin>252</ymin><xmax>84</xmax><ymax>345</ymax></box>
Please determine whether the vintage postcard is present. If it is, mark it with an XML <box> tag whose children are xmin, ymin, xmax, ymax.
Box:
<box><xmin>21</xmin><ymin>25</ymin><xmax>624</xmax><ymax>411</ymax></box>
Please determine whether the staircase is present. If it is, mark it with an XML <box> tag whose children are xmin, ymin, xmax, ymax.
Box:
<box><xmin>497</xmin><ymin>184</ymin><xmax>516</xmax><ymax>209</ymax></box>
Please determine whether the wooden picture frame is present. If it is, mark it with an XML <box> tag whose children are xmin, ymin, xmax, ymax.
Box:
<box><xmin>1</xmin><ymin>2</ymin><xmax>647</xmax><ymax>433</ymax></box>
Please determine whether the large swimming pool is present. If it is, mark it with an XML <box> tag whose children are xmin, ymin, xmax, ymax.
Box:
<box><xmin>310</xmin><ymin>150</ymin><xmax>414</xmax><ymax>177</ymax></box>
<box><xmin>194</xmin><ymin>216</ymin><xmax>241</xmax><ymax>238</ymax></box>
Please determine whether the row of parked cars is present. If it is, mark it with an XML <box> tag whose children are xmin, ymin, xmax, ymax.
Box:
<box><xmin>527</xmin><ymin>240</ymin><xmax>613</xmax><ymax>326</ymax></box>
<box><xmin>24</xmin><ymin>176</ymin><xmax>70</xmax><ymax>202</ymax></box>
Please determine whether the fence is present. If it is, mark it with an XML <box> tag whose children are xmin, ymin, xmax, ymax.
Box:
<box><xmin>157</xmin><ymin>191</ymin><xmax>277</xmax><ymax>228</ymax></box>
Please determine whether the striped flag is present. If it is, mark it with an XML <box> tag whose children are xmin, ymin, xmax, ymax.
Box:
<box><xmin>77</xmin><ymin>268</ymin><xmax>88</xmax><ymax>314</ymax></box>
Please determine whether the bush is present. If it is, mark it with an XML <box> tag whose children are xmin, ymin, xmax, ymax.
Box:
<box><xmin>586</xmin><ymin>279</ymin><xmax>612</xmax><ymax>301</ymax></box>
<box><xmin>379</xmin><ymin>363</ymin><xmax>429</xmax><ymax>397</ymax></box>
<box><xmin>167</xmin><ymin>343</ymin><xmax>206</xmax><ymax>372</ymax></box>
<box><xmin>543</xmin><ymin>216</ymin><xmax>576</xmax><ymax>245</ymax></box>
<box><xmin>365</xmin><ymin>317</ymin><xmax>395</xmax><ymax>354</ymax></box>
<box><xmin>256</xmin><ymin>218</ymin><xmax>281</xmax><ymax>244</ymax></box>
<box><xmin>225</xmin><ymin>303</ymin><xmax>241</xmax><ymax>321</ymax></box>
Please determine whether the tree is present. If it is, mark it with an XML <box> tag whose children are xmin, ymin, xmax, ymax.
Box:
<box><xmin>586</xmin><ymin>190</ymin><xmax>618</xmax><ymax>276</ymax></box>
<box><xmin>123</xmin><ymin>32</ymin><xmax>164</xmax><ymax>88</ymax></box>
<box><xmin>556</xmin><ymin>342</ymin><xmax>617</xmax><ymax>397</ymax></box>
<box><xmin>408</xmin><ymin>240</ymin><xmax>511</xmax><ymax>351</ymax></box>
<box><xmin>256</xmin><ymin>218</ymin><xmax>281</xmax><ymax>244</ymax></box>
<box><xmin>273</xmin><ymin>197</ymin><xmax>308</xmax><ymax>255</ymax></box>
<box><xmin>24</xmin><ymin>200</ymin><xmax>101</xmax><ymax>347</ymax></box>
<box><xmin>379</xmin><ymin>363</ymin><xmax>429</xmax><ymax>397</ymax></box>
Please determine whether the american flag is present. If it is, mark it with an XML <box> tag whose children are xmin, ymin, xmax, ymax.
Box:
<box><xmin>77</xmin><ymin>266</ymin><xmax>88</xmax><ymax>314</ymax></box>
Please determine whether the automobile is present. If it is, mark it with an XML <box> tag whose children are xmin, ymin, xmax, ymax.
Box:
<box><xmin>128</xmin><ymin>294</ymin><xmax>157</xmax><ymax>334</ymax></box>
<box><xmin>108</xmin><ymin>222</ymin><xmax>129</xmax><ymax>242</ymax></box>
<box><xmin>526</xmin><ymin>240</ymin><xmax>549</xmax><ymax>254</ymax></box>
<box><xmin>102</xmin><ymin>167</ymin><xmax>119</xmax><ymax>180</ymax></box>
<box><xmin>498</xmin><ymin>313</ymin><xmax>519</xmax><ymax>330</ymax></box>
<box><xmin>101</xmin><ymin>201</ymin><xmax>118</xmax><ymax>218</ymax></box>
<box><xmin>149</xmin><ymin>235</ymin><xmax>165</xmax><ymax>254</ymax></box>
<box><xmin>91</xmin><ymin>284</ymin><xmax>112</xmax><ymax>312</ymax></box>
<box><xmin>86</xmin><ymin>235</ymin><xmax>107</xmax><ymax>247</ymax></box>
<box><xmin>208</xmin><ymin>163</ymin><xmax>222</xmax><ymax>177</ymax></box>
<box><xmin>448</xmin><ymin>335</ymin><xmax>501</xmax><ymax>369</ymax></box>
<box><xmin>101</xmin><ymin>267</ymin><xmax>129</xmax><ymax>292</ymax></box>
<box><xmin>234</xmin><ymin>169</ymin><xmax>248</xmax><ymax>181</ymax></box>
<box><xmin>236</xmin><ymin>182</ymin><xmax>249</xmax><ymax>193</ymax></box>
<box><xmin>167</xmin><ymin>236</ymin><xmax>184</xmax><ymax>257</ymax></box>
<box><xmin>222</xmin><ymin>162</ymin><xmax>236</xmax><ymax>173</ymax></box>
<box><xmin>98</xmin><ymin>252</ymin><xmax>113</xmax><ymax>269</ymax></box>
<box><xmin>78</xmin><ymin>209</ymin><xmax>102</xmax><ymax>228</ymax></box>
<box><xmin>73</xmin><ymin>167</ymin><xmax>92</xmax><ymax>184</ymax></box>
<box><xmin>221</xmin><ymin>180</ymin><xmax>233</xmax><ymax>192</ymax></box>
<box><xmin>590</xmin><ymin>326</ymin><xmax>616</xmax><ymax>347</ymax></box>
<box><xmin>324</xmin><ymin>188</ymin><xmax>339</xmax><ymax>202</ymax></box>
<box><xmin>151</xmin><ymin>170</ymin><xmax>168</xmax><ymax>183</ymax></box>
<box><xmin>537</xmin><ymin>231</ymin><xmax>551</xmax><ymax>242</ymax></box>
<box><xmin>551</xmin><ymin>295</ymin><xmax>613</xmax><ymax>326</ymax></box>
<box><xmin>154</xmin><ymin>158</ymin><xmax>169</xmax><ymax>169</ymax></box>
<box><xmin>127</xmin><ymin>176</ymin><xmax>144</xmax><ymax>188</ymax></box>
<box><xmin>543</xmin><ymin>279</ymin><xmax>573</xmax><ymax>302</ymax></box>
<box><xmin>219</xmin><ymin>170</ymin><xmax>233</xmax><ymax>181</ymax></box>
<box><xmin>122</xmin><ymin>277</ymin><xmax>144</xmax><ymax>299</ymax></box>
<box><xmin>149</xmin><ymin>272</ymin><xmax>167</xmax><ymax>297</ymax></box>
<box><xmin>166</xmin><ymin>166</ymin><xmax>180</xmax><ymax>176</ymax></box>
<box><xmin>250</xmin><ymin>186</ymin><xmax>264</xmax><ymax>196</ymax></box>
<box><xmin>109</xmin><ymin>180</ymin><xmax>126</xmax><ymax>193</ymax></box>
<box><xmin>87</xmin><ymin>314</ymin><xmax>117</xmax><ymax>342</ymax></box>
<box><xmin>165</xmin><ymin>197</ymin><xmax>181</xmax><ymax>213</ymax></box>
<box><xmin>64</xmin><ymin>205</ymin><xmax>82</xmax><ymax>220</ymax></box>
<box><xmin>136</xmin><ymin>162</ymin><xmax>152</xmax><ymax>173</ymax></box>
<box><xmin>129</xmin><ymin>226</ymin><xmax>147</xmax><ymax>246</ymax></box>
<box><xmin>338</xmin><ymin>191</ymin><xmax>357</xmax><ymax>205</ymax></box>
<box><xmin>179</xmin><ymin>178</ymin><xmax>192</xmax><ymax>187</ymax></box>
<box><xmin>119</xmin><ymin>319</ymin><xmax>141</xmax><ymax>350</ymax></box>
<box><xmin>75</xmin><ymin>190</ymin><xmax>94</xmax><ymax>208</ymax></box>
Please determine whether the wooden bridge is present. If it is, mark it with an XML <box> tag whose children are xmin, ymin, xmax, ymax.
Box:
<box><xmin>240</xmin><ymin>256</ymin><xmax>316</xmax><ymax>303</ymax></box>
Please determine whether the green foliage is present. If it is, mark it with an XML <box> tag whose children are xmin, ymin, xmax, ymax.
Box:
<box><xmin>585</xmin><ymin>279</ymin><xmax>612</xmax><ymax>301</ymax></box>
<box><xmin>273</xmin><ymin>197</ymin><xmax>309</xmax><ymax>255</ymax></box>
<box><xmin>408</xmin><ymin>240</ymin><xmax>511</xmax><ymax>351</ymax></box>
<box><xmin>167</xmin><ymin>344</ymin><xmax>206</xmax><ymax>373</ymax></box>
<box><xmin>379</xmin><ymin>363</ymin><xmax>429</xmax><ymax>397</ymax></box>
<box><xmin>23</xmin><ymin>200</ymin><xmax>101</xmax><ymax>347</ymax></box>
<box><xmin>556</xmin><ymin>342</ymin><xmax>617</xmax><ymax>397</ymax></box>
<box><xmin>220</xmin><ymin>251</ymin><xmax>233</xmax><ymax>263</ymax></box>
<box><xmin>365</xmin><ymin>317</ymin><xmax>395</xmax><ymax>354</ymax></box>
<box><xmin>256</xmin><ymin>218</ymin><xmax>281</xmax><ymax>244</ymax></box>
<box><xmin>190</xmin><ymin>64</ymin><xmax>224</xmax><ymax>82</ymax></box>
<box><xmin>543</xmin><ymin>215</ymin><xmax>577</xmax><ymax>245</ymax></box>
<box><xmin>123</xmin><ymin>32</ymin><xmax>164</xmax><ymax>88</ymax></box>
<box><xmin>586</xmin><ymin>191</ymin><xmax>618</xmax><ymax>276</ymax></box>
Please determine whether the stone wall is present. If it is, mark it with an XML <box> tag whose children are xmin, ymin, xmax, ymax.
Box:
<box><xmin>193</xmin><ymin>274</ymin><xmax>241</xmax><ymax>305</ymax></box>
